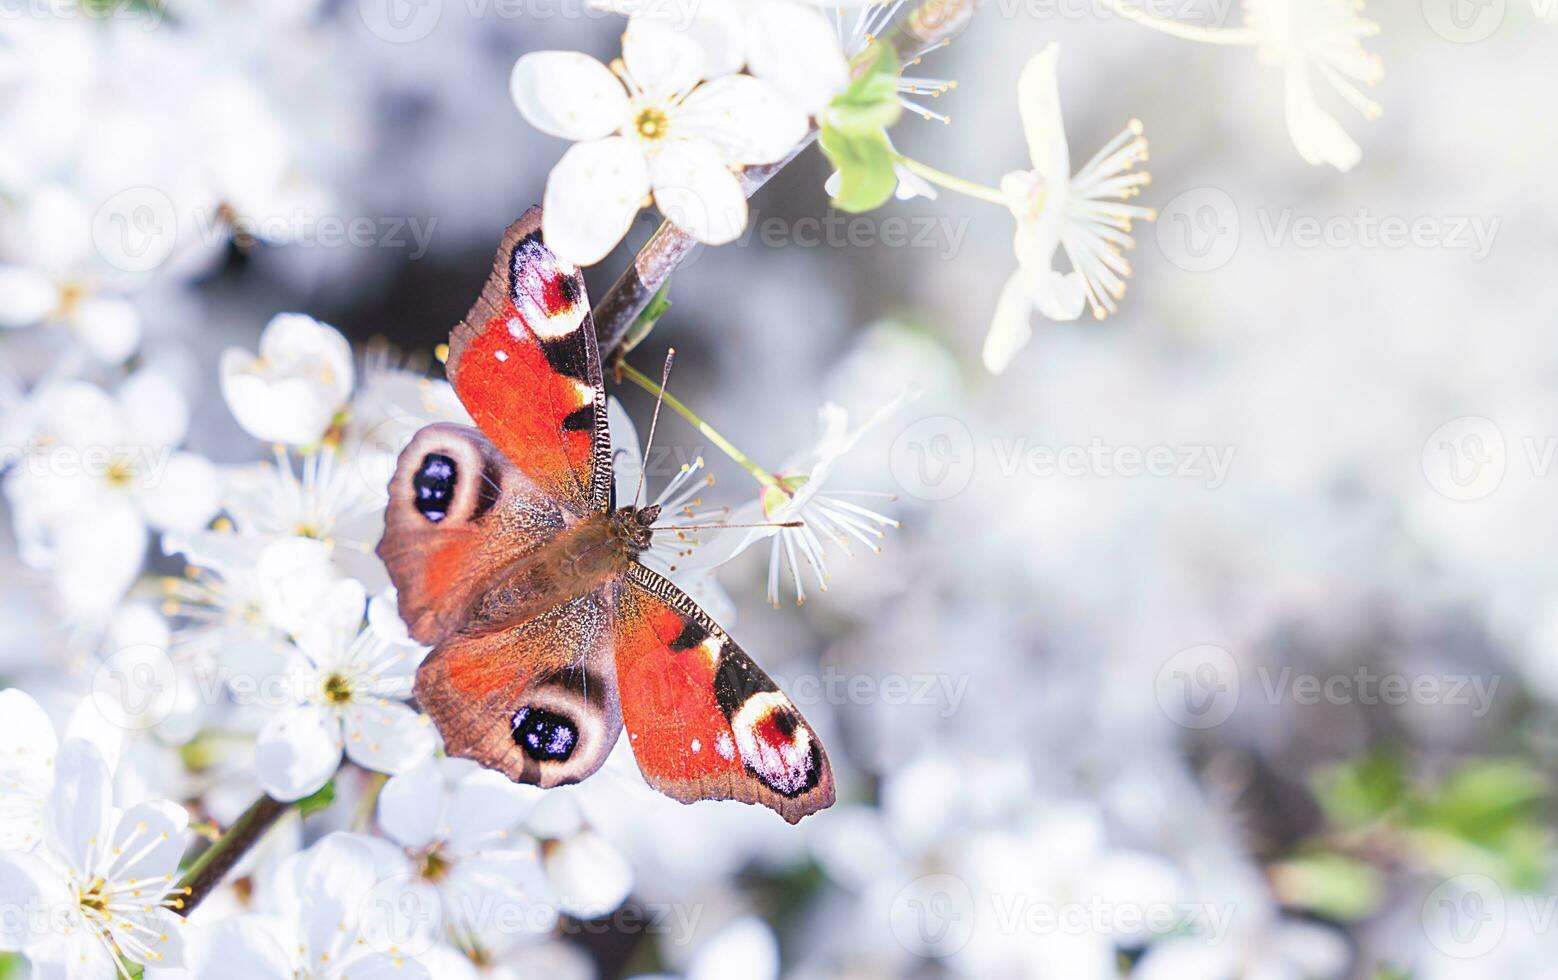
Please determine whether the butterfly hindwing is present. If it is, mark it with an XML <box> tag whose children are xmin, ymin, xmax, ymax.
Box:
<box><xmin>378</xmin><ymin>422</ymin><xmax>574</xmax><ymax>646</ymax></box>
<box><xmin>414</xmin><ymin>587</ymin><xmax>623</xmax><ymax>788</ymax></box>
<box><xmin>614</xmin><ymin>564</ymin><xmax>836</xmax><ymax>824</ymax></box>
<box><xmin>445</xmin><ymin>206</ymin><xmax>612</xmax><ymax>516</ymax></box>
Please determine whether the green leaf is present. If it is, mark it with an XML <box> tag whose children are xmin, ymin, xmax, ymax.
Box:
<box><xmin>0</xmin><ymin>954</ymin><xmax>24</xmax><ymax>980</ymax></box>
<box><xmin>1407</xmin><ymin>759</ymin><xmax>1546</xmax><ymax>846</ymax></box>
<box><xmin>827</xmin><ymin>42</ymin><xmax>903</xmax><ymax>135</ymax></box>
<box><xmin>1269</xmin><ymin>853</ymin><xmax>1384</xmax><ymax>921</ymax></box>
<box><xmin>819</xmin><ymin>126</ymin><xmax>897</xmax><ymax>214</ymax></box>
<box><xmin>1313</xmin><ymin>749</ymin><xmax>1407</xmax><ymax>829</ymax></box>
<box><xmin>298</xmin><ymin>780</ymin><xmax>338</xmax><ymax>818</ymax></box>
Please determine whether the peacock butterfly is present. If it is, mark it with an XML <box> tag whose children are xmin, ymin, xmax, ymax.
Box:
<box><xmin>377</xmin><ymin>208</ymin><xmax>835</xmax><ymax>823</ymax></box>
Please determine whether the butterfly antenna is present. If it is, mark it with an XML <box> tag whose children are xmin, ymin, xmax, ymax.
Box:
<box><xmin>632</xmin><ymin>348</ymin><xmax>674</xmax><ymax>510</ymax></box>
<box><xmin>660</xmin><ymin>521</ymin><xmax>806</xmax><ymax>531</ymax></box>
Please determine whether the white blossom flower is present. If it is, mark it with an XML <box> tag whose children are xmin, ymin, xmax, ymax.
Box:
<box><xmin>187</xmin><ymin>832</ymin><xmax>432</xmax><ymax>979</ymax></box>
<box><xmin>376</xmin><ymin>758</ymin><xmax>559</xmax><ymax>955</ymax></box>
<box><xmin>1104</xmin><ymin>0</ymin><xmax>1381</xmax><ymax>171</ymax></box>
<box><xmin>511</xmin><ymin>21</ymin><xmax>807</xmax><ymax>265</ymax></box>
<box><xmin>221</xmin><ymin>313</ymin><xmax>355</xmax><ymax>447</ymax></box>
<box><xmin>0</xmin><ymin>185</ymin><xmax>141</xmax><ymax>364</ymax></box>
<box><xmin>539</xmin><ymin>826</ymin><xmax>634</xmax><ymax>920</ymax></box>
<box><xmin>950</xmin><ymin>801</ymin><xmax>1187</xmax><ymax>979</ymax></box>
<box><xmin>254</xmin><ymin>581</ymin><xmax>435</xmax><ymax>801</ymax></box>
<box><xmin>1244</xmin><ymin>0</ymin><xmax>1382</xmax><ymax>172</ymax></box>
<box><xmin>729</xmin><ymin>396</ymin><xmax>903</xmax><ymax>606</ymax></box>
<box><xmin>983</xmin><ymin>45</ymin><xmax>1153</xmax><ymax>374</ymax></box>
<box><xmin>3</xmin><ymin>371</ymin><xmax>220</xmax><ymax>617</ymax></box>
<box><xmin>0</xmin><ymin>688</ymin><xmax>56</xmax><ymax>851</ymax></box>
<box><xmin>212</xmin><ymin>446</ymin><xmax>389</xmax><ymax>588</ymax></box>
<box><xmin>0</xmin><ymin>741</ymin><xmax>188</xmax><ymax>977</ymax></box>
<box><xmin>161</xmin><ymin>533</ymin><xmax>341</xmax><ymax>677</ymax></box>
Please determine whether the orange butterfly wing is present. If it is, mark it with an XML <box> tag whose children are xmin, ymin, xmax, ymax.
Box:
<box><xmin>445</xmin><ymin>206</ymin><xmax>611</xmax><ymax>515</ymax></box>
<box><xmin>378</xmin><ymin>422</ymin><xmax>576</xmax><ymax>646</ymax></box>
<box><xmin>614</xmin><ymin>564</ymin><xmax>836</xmax><ymax>824</ymax></box>
<box><xmin>413</xmin><ymin>588</ymin><xmax>623</xmax><ymax>788</ymax></box>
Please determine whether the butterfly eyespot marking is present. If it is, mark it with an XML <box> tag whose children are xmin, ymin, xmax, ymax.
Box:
<box><xmin>511</xmin><ymin>706</ymin><xmax>578</xmax><ymax>762</ymax></box>
<box><xmin>731</xmin><ymin>693</ymin><xmax>821</xmax><ymax>798</ymax></box>
<box><xmin>413</xmin><ymin>454</ymin><xmax>458</xmax><ymax>523</ymax></box>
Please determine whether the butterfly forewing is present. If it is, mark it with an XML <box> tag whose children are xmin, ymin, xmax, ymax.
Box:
<box><xmin>445</xmin><ymin>206</ymin><xmax>612</xmax><ymax>516</ymax></box>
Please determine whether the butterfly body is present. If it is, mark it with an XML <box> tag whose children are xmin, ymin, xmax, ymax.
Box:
<box><xmin>378</xmin><ymin>209</ymin><xmax>834</xmax><ymax>823</ymax></box>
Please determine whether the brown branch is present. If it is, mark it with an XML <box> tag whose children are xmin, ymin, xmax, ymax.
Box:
<box><xmin>177</xmin><ymin>794</ymin><xmax>291</xmax><ymax>914</ymax></box>
<box><xmin>591</xmin><ymin>0</ymin><xmax>976</xmax><ymax>359</ymax></box>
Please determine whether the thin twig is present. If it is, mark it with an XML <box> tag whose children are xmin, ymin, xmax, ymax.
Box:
<box><xmin>177</xmin><ymin>794</ymin><xmax>292</xmax><ymax>914</ymax></box>
<box><xmin>591</xmin><ymin>0</ymin><xmax>979</xmax><ymax>358</ymax></box>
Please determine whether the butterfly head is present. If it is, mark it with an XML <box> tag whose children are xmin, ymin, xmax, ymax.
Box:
<box><xmin>610</xmin><ymin>504</ymin><xmax>661</xmax><ymax>555</ymax></box>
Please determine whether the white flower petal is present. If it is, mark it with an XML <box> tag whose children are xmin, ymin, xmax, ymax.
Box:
<box><xmin>689</xmin><ymin>916</ymin><xmax>779</xmax><ymax>980</ymax></box>
<box><xmin>446</xmin><ymin>768</ymin><xmax>543</xmax><ymax>851</ymax></box>
<box><xmin>0</xmin><ymin>265</ymin><xmax>56</xmax><ymax>327</ymax></box>
<box><xmin>510</xmin><ymin>51</ymin><xmax>630</xmax><ymax>141</ymax></box>
<box><xmin>543</xmin><ymin>829</ymin><xmax>632</xmax><ymax>917</ymax></box>
<box><xmin>294</xmin><ymin>578</ymin><xmax>367</xmax><ymax>669</ymax></box>
<box><xmin>650</xmin><ymin>139</ymin><xmax>748</xmax><ymax>246</ymax></box>
<box><xmin>1283</xmin><ymin>60</ymin><xmax>1362</xmax><ymax>172</ymax></box>
<box><xmin>744</xmin><ymin>1</ymin><xmax>849</xmax><ymax>115</ymax></box>
<box><xmin>221</xmin><ymin>314</ymin><xmax>354</xmax><ymax>446</ymax></box>
<box><xmin>541</xmin><ymin>137</ymin><xmax>651</xmax><ymax>266</ymax></box>
<box><xmin>377</xmin><ymin>758</ymin><xmax>445</xmax><ymax>850</ymax></box>
<box><xmin>51</xmin><ymin>499</ymin><xmax>148</xmax><ymax>619</ymax></box>
<box><xmin>186</xmin><ymin>917</ymin><xmax>294</xmax><ymax>980</ymax></box>
<box><xmin>118</xmin><ymin>368</ymin><xmax>190</xmax><ymax>450</ymax></box>
<box><xmin>46</xmin><ymin>740</ymin><xmax>114</xmax><ymax>877</ymax></box>
<box><xmin>339</xmin><ymin>954</ymin><xmax>432</xmax><ymax>980</ymax></box>
<box><xmin>675</xmin><ymin>74</ymin><xmax>808</xmax><ymax>166</ymax></box>
<box><xmin>136</xmin><ymin>451</ymin><xmax>221</xmax><ymax>532</ymax></box>
<box><xmin>297</xmin><ymin>834</ymin><xmax>378</xmax><ymax>965</ymax></box>
<box><xmin>341</xmin><ymin>701</ymin><xmax>435</xmax><ymax>776</ymax></box>
<box><xmin>984</xmin><ymin>271</ymin><xmax>1035</xmax><ymax>375</ymax></box>
<box><xmin>892</xmin><ymin>163</ymin><xmax>938</xmax><ymax>201</ymax></box>
<box><xmin>109</xmin><ymin>799</ymin><xmax>189</xmax><ymax>883</ymax></box>
<box><xmin>0</xmin><ymin>849</ymin><xmax>71</xmax><ymax>952</ymax></box>
<box><xmin>70</xmin><ymin>296</ymin><xmax>141</xmax><ymax>363</ymax></box>
<box><xmin>622</xmin><ymin>18</ymin><xmax>706</xmax><ymax>98</ymax></box>
<box><xmin>255</xmin><ymin>706</ymin><xmax>341</xmax><ymax>802</ymax></box>
<box><xmin>120</xmin><ymin>905</ymin><xmax>186</xmax><ymax>970</ymax></box>
<box><xmin>1017</xmin><ymin>44</ymin><xmax>1072</xmax><ymax>182</ymax></box>
<box><xmin>255</xmin><ymin>537</ymin><xmax>341</xmax><ymax>639</ymax></box>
